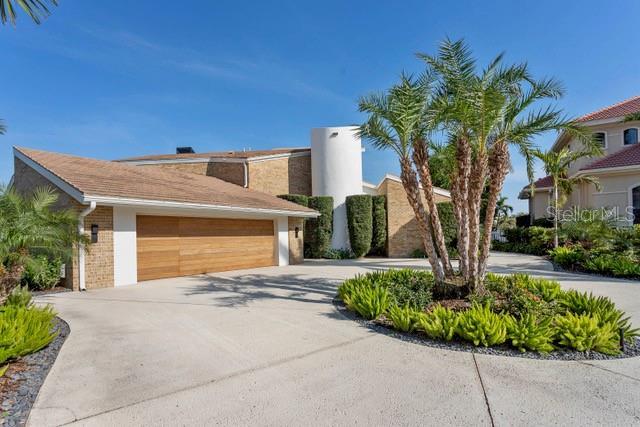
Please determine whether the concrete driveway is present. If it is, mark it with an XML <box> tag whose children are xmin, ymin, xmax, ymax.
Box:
<box><xmin>30</xmin><ymin>254</ymin><xmax>640</xmax><ymax>426</ymax></box>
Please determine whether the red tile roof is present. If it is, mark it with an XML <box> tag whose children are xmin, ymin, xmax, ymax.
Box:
<box><xmin>577</xmin><ymin>95</ymin><xmax>640</xmax><ymax>122</ymax></box>
<box><xmin>15</xmin><ymin>147</ymin><xmax>317</xmax><ymax>216</ymax></box>
<box><xmin>519</xmin><ymin>176</ymin><xmax>554</xmax><ymax>198</ymax></box>
<box><xmin>580</xmin><ymin>143</ymin><xmax>640</xmax><ymax>171</ymax></box>
<box><xmin>118</xmin><ymin>148</ymin><xmax>310</xmax><ymax>162</ymax></box>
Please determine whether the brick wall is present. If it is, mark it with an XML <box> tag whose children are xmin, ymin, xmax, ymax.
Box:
<box><xmin>208</xmin><ymin>162</ymin><xmax>245</xmax><ymax>186</ymax></box>
<box><xmin>248</xmin><ymin>155</ymin><xmax>311</xmax><ymax>196</ymax></box>
<box><xmin>382</xmin><ymin>178</ymin><xmax>450</xmax><ymax>257</ymax></box>
<box><xmin>139</xmin><ymin>162</ymin><xmax>209</xmax><ymax>175</ymax></box>
<box><xmin>12</xmin><ymin>157</ymin><xmax>114</xmax><ymax>289</ymax></box>
<box><xmin>288</xmin><ymin>217</ymin><xmax>304</xmax><ymax>264</ymax></box>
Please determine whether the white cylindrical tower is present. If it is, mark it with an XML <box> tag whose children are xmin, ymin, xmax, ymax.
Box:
<box><xmin>311</xmin><ymin>126</ymin><xmax>363</xmax><ymax>250</ymax></box>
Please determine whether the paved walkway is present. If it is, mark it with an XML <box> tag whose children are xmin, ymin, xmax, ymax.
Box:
<box><xmin>30</xmin><ymin>254</ymin><xmax>640</xmax><ymax>426</ymax></box>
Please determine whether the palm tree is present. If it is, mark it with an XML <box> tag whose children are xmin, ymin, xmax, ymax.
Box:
<box><xmin>1</xmin><ymin>0</ymin><xmax>58</xmax><ymax>25</ymax></box>
<box><xmin>532</xmin><ymin>147</ymin><xmax>602</xmax><ymax>248</ymax></box>
<box><xmin>358</xmin><ymin>74</ymin><xmax>452</xmax><ymax>282</ymax></box>
<box><xmin>417</xmin><ymin>38</ymin><xmax>589</xmax><ymax>291</ymax></box>
<box><xmin>494</xmin><ymin>196</ymin><xmax>513</xmax><ymax>228</ymax></box>
<box><xmin>0</xmin><ymin>120</ymin><xmax>5</xmax><ymax>135</ymax></box>
<box><xmin>0</xmin><ymin>186</ymin><xmax>86</xmax><ymax>303</ymax></box>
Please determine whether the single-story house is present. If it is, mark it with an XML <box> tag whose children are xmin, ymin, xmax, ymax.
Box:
<box><xmin>12</xmin><ymin>147</ymin><xmax>317</xmax><ymax>290</ymax></box>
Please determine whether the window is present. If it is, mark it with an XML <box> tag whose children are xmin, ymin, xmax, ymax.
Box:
<box><xmin>624</xmin><ymin>128</ymin><xmax>638</xmax><ymax>145</ymax></box>
<box><xmin>593</xmin><ymin>132</ymin><xmax>606</xmax><ymax>148</ymax></box>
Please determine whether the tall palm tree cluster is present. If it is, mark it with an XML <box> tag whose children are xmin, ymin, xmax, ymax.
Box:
<box><xmin>359</xmin><ymin>39</ymin><xmax>588</xmax><ymax>293</ymax></box>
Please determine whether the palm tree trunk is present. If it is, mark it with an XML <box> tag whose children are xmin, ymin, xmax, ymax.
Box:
<box><xmin>553</xmin><ymin>180</ymin><xmax>559</xmax><ymax>248</ymax></box>
<box><xmin>399</xmin><ymin>158</ymin><xmax>445</xmax><ymax>282</ymax></box>
<box><xmin>467</xmin><ymin>148</ymin><xmax>488</xmax><ymax>287</ymax></box>
<box><xmin>452</xmin><ymin>136</ymin><xmax>471</xmax><ymax>280</ymax></box>
<box><xmin>412</xmin><ymin>139</ymin><xmax>454</xmax><ymax>278</ymax></box>
<box><xmin>0</xmin><ymin>263</ymin><xmax>25</xmax><ymax>304</ymax></box>
<box><xmin>478</xmin><ymin>142</ymin><xmax>509</xmax><ymax>283</ymax></box>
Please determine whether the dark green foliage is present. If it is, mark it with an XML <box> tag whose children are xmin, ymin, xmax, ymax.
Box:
<box><xmin>387</xmin><ymin>304</ymin><xmax>421</xmax><ymax>332</ymax></box>
<box><xmin>531</xmin><ymin>217</ymin><xmax>553</xmax><ymax>228</ymax></box>
<box><xmin>456</xmin><ymin>303</ymin><xmax>507</xmax><ymax>347</ymax></box>
<box><xmin>416</xmin><ymin>305</ymin><xmax>459</xmax><ymax>341</ymax></box>
<box><xmin>349</xmin><ymin>285</ymin><xmax>391</xmax><ymax>320</ymax></box>
<box><xmin>0</xmin><ymin>305</ymin><xmax>57</xmax><ymax>366</ymax></box>
<box><xmin>554</xmin><ymin>313</ymin><xmax>620</xmax><ymax>355</ymax></box>
<box><xmin>277</xmin><ymin>194</ymin><xmax>309</xmax><ymax>207</ymax></box>
<box><xmin>323</xmin><ymin>248</ymin><xmax>355</xmax><ymax>259</ymax></box>
<box><xmin>22</xmin><ymin>255</ymin><xmax>62</xmax><ymax>290</ymax></box>
<box><xmin>549</xmin><ymin>246</ymin><xmax>586</xmax><ymax>270</ymax></box>
<box><xmin>515</xmin><ymin>214</ymin><xmax>530</xmax><ymax>227</ymax></box>
<box><xmin>494</xmin><ymin>226</ymin><xmax>552</xmax><ymax>255</ymax></box>
<box><xmin>484</xmin><ymin>273</ymin><xmax>558</xmax><ymax>318</ymax></box>
<box><xmin>346</xmin><ymin>195</ymin><xmax>373</xmax><ymax>257</ymax></box>
<box><xmin>5</xmin><ymin>285</ymin><xmax>32</xmax><ymax>308</ymax></box>
<box><xmin>305</xmin><ymin>196</ymin><xmax>333</xmax><ymax>258</ymax></box>
<box><xmin>410</xmin><ymin>248</ymin><xmax>426</xmax><ymax>258</ymax></box>
<box><xmin>505</xmin><ymin>313</ymin><xmax>555</xmax><ymax>353</ymax></box>
<box><xmin>436</xmin><ymin>202</ymin><xmax>458</xmax><ymax>253</ymax></box>
<box><xmin>370</xmin><ymin>195</ymin><xmax>387</xmax><ymax>256</ymax></box>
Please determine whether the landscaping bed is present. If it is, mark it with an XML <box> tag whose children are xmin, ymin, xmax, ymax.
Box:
<box><xmin>337</xmin><ymin>269</ymin><xmax>640</xmax><ymax>358</ymax></box>
<box><xmin>0</xmin><ymin>317</ymin><xmax>69</xmax><ymax>426</ymax></box>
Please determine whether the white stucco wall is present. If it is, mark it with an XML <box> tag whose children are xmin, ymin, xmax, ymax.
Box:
<box><xmin>276</xmin><ymin>216</ymin><xmax>289</xmax><ymax>266</ymax></box>
<box><xmin>113</xmin><ymin>206</ymin><xmax>138</xmax><ymax>286</ymax></box>
<box><xmin>311</xmin><ymin>126</ymin><xmax>363</xmax><ymax>250</ymax></box>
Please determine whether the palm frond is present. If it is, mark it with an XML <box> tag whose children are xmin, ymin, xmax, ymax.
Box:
<box><xmin>1</xmin><ymin>0</ymin><xmax>58</xmax><ymax>25</ymax></box>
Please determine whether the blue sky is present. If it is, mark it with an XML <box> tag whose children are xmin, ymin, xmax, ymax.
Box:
<box><xmin>1</xmin><ymin>0</ymin><xmax>639</xmax><ymax>212</ymax></box>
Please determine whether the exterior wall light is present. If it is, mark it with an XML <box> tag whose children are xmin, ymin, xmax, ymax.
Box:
<box><xmin>295</xmin><ymin>227</ymin><xmax>300</xmax><ymax>238</ymax></box>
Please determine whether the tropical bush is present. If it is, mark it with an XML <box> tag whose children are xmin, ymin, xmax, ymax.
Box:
<box><xmin>549</xmin><ymin>246</ymin><xmax>586</xmax><ymax>270</ymax></box>
<box><xmin>305</xmin><ymin>196</ymin><xmax>333</xmax><ymax>258</ymax></box>
<box><xmin>22</xmin><ymin>255</ymin><xmax>62</xmax><ymax>290</ymax></box>
<box><xmin>416</xmin><ymin>305</ymin><xmax>458</xmax><ymax>341</ymax></box>
<box><xmin>323</xmin><ymin>248</ymin><xmax>355</xmax><ymax>260</ymax></box>
<box><xmin>277</xmin><ymin>194</ymin><xmax>309</xmax><ymax>207</ymax></box>
<box><xmin>387</xmin><ymin>304</ymin><xmax>421</xmax><ymax>333</ymax></box>
<box><xmin>436</xmin><ymin>202</ymin><xmax>458</xmax><ymax>255</ymax></box>
<box><xmin>0</xmin><ymin>304</ymin><xmax>57</xmax><ymax>366</ymax></box>
<box><xmin>505</xmin><ymin>313</ymin><xmax>555</xmax><ymax>353</ymax></box>
<box><xmin>338</xmin><ymin>271</ymin><xmax>637</xmax><ymax>355</ymax></box>
<box><xmin>5</xmin><ymin>285</ymin><xmax>32</xmax><ymax>308</ymax></box>
<box><xmin>369</xmin><ymin>195</ymin><xmax>387</xmax><ymax>256</ymax></box>
<box><xmin>456</xmin><ymin>303</ymin><xmax>507</xmax><ymax>347</ymax></box>
<box><xmin>346</xmin><ymin>195</ymin><xmax>373</xmax><ymax>258</ymax></box>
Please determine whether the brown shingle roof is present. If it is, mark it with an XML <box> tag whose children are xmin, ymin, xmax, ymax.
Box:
<box><xmin>577</xmin><ymin>95</ymin><xmax>640</xmax><ymax>122</ymax></box>
<box><xmin>118</xmin><ymin>148</ymin><xmax>311</xmax><ymax>162</ymax></box>
<box><xmin>580</xmin><ymin>143</ymin><xmax>640</xmax><ymax>171</ymax></box>
<box><xmin>15</xmin><ymin>147</ymin><xmax>317</xmax><ymax>216</ymax></box>
<box><xmin>520</xmin><ymin>175</ymin><xmax>554</xmax><ymax>193</ymax></box>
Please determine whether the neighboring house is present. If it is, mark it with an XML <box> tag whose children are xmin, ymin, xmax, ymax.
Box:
<box><xmin>12</xmin><ymin>147</ymin><xmax>316</xmax><ymax>290</ymax></box>
<box><xmin>11</xmin><ymin>126</ymin><xmax>451</xmax><ymax>290</ymax></box>
<box><xmin>519</xmin><ymin>95</ymin><xmax>640</xmax><ymax>224</ymax></box>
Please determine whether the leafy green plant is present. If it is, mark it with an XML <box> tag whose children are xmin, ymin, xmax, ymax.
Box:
<box><xmin>22</xmin><ymin>255</ymin><xmax>62</xmax><ymax>290</ymax></box>
<box><xmin>583</xmin><ymin>254</ymin><xmax>614</xmax><ymax>275</ymax></box>
<box><xmin>505</xmin><ymin>313</ymin><xmax>555</xmax><ymax>353</ymax></box>
<box><xmin>549</xmin><ymin>246</ymin><xmax>586</xmax><ymax>270</ymax></box>
<box><xmin>4</xmin><ymin>285</ymin><xmax>32</xmax><ymax>308</ymax></box>
<box><xmin>609</xmin><ymin>256</ymin><xmax>640</xmax><ymax>278</ymax></box>
<box><xmin>456</xmin><ymin>303</ymin><xmax>507</xmax><ymax>347</ymax></box>
<box><xmin>350</xmin><ymin>284</ymin><xmax>391</xmax><ymax>320</ymax></box>
<box><xmin>305</xmin><ymin>196</ymin><xmax>333</xmax><ymax>258</ymax></box>
<box><xmin>416</xmin><ymin>305</ymin><xmax>459</xmax><ymax>341</ymax></box>
<box><xmin>0</xmin><ymin>305</ymin><xmax>57</xmax><ymax>365</ymax></box>
<box><xmin>554</xmin><ymin>312</ymin><xmax>620</xmax><ymax>355</ymax></box>
<box><xmin>560</xmin><ymin>291</ymin><xmax>639</xmax><ymax>342</ymax></box>
<box><xmin>369</xmin><ymin>195</ymin><xmax>387</xmax><ymax>256</ymax></box>
<box><xmin>379</xmin><ymin>269</ymin><xmax>434</xmax><ymax>308</ymax></box>
<box><xmin>511</xmin><ymin>274</ymin><xmax>562</xmax><ymax>303</ymax></box>
<box><xmin>323</xmin><ymin>248</ymin><xmax>355</xmax><ymax>260</ymax></box>
<box><xmin>346</xmin><ymin>195</ymin><xmax>373</xmax><ymax>257</ymax></box>
<box><xmin>387</xmin><ymin>304</ymin><xmax>421</xmax><ymax>332</ymax></box>
<box><xmin>276</xmin><ymin>194</ymin><xmax>309</xmax><ymax>207</ymax></box>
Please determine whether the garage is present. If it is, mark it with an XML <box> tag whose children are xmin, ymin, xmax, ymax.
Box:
<box><xmin>136</xmin><ymin>215</ymin><xmax>276</xmax><ymax>281</ymax></box>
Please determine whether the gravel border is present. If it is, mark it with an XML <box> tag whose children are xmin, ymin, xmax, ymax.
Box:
<box><xmin>333</xmin><ymin>298</ymin><xmax>640</xmax><ymax>361</ymax></box>
<box><xmin>1</xmin><ymin>317</ymin><xmax>70</xmax><ymax>427</ymax></box>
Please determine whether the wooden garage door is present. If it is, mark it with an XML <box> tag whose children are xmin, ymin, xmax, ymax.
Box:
<box><xmin>137</xmin><ymin>216</ymin><xmax>276</xmax><ymax>281</ymax></box>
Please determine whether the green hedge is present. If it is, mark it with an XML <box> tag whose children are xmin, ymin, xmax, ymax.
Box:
<box><xmin>436</xmin><ymin>202</ymin><xmax>458</xmax><ymax>255</ymax></box>
<box><xmin>370</xmin><ymin>195</ymin><xmax>387</xmax><ymax>256</ymax></box>
<box><xmin>277</xmin><ymin>194</ymin><xmax>309</xmax><ymax>207</ymax></box>
<box><xmin>306</xmin><ymin>196</ymin><xmax>333</xmax><ymax>258</ymax></box>
<box><xmin>346</xmin><ymin>195</ymin><xmax>373</xmax><ymax>257</ymax></box>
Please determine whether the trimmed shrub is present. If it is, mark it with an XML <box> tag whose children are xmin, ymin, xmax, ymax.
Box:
<box><xmin>277</xmin><ymin>194</ymin><xmax>309</xmax><ymax>207</ymax></box>
<box><xmin>370</xmin><ymin>195</ymin><xmax>387</xmax><ymax>256</ymax></box>
<box><xmin>436</xmin><ymin>202</ymin><xmax>458</xmax><ymax>252</ymax></box>
<box><xmin>549</xmin><ymin>246</ymin><xmax>586</xmax><ymax>270</ymax></box>
<box><xmin>554</xmin><ymin>312</ymin><xmax>620</xmax><ymax>355</ymax></box>
<box><xmin>515</xmin><ymin>214</ymin><xmax>530</xmax><ymax>227</ymax></box>
<box><xmin>416</xmin><ymin>305</ymin><xmax>459</xmax><ymax>341</ymax></box>
<box><xmin>22</xmin><ymin>255</ymin><xmax>63</xmax><ymax>290</ymax></box>
<box><xmin>0</xmin><ymin>305</ymin><xmax>57</xmax><ymax>365</ymax></box>
<box><xmin>324</xmin><ymin>248</ymin><xmax>355</xmax><ymax>259</ymax></box>
<box><xmin>346</xmin><ymin>195</ymin><xmax>373</xmax><ymax>258</ymax></box>
<box><xmin>305</xmin><ymin>196</ymin><xmax>333</xmax><ymax>258</ymax></box>
<box><xmin>531</xmin><ymin>217</ymin><xmax>553</xmax><ymax>228</ymax></box>
<box><xmin>387</xmin><ymin>304</ymin><xmax>421</xmax><ymax>332</ymax></box>
<box><xmin>505</xmin><ymin>313</ymin><xmax>555</xmax><ymax>353</ymax></box>
<box><xmin>456</xmin><ymin>303</ymin><xmax>508</xmax><ymax>347</ymax></box>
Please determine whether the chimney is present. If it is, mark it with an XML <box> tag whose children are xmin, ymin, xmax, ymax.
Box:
<box><xmin>176</xmin><ymin>146</ymin><xmax>195</xmax><ymax>154</ymax></box>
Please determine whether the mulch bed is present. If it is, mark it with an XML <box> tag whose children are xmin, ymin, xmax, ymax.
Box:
<box><xmin>0</xmin><ymin>317</ymin><xmax>70</xmax><ymax>427</ymax></box>
<box><xmin>333</xmin><ymin>298</ymin><xmax>640</xmax><ymax>361</ymax></box>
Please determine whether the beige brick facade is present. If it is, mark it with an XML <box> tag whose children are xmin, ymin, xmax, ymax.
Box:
<box><xmin>13</xmin><ymin>158</ymin><xmax>114</xmax><ymax>290</ymax></box>
<box><xmin>138</xmin><ymin>162</ymin><xmax>209</xmax><ymax>175</ymax></box>
<box><xmin>288</xmin><ymin>217</ymin><xmax>304</xmax><ymax>264</ymax></box>
<box><xmin>248</xmin><ymin>155</ymin><xmax>312</xmax><ymax>196</ymax></box>
<box><xmin>380</xmin><ymin>178</ymin><xmax>450</xmax><ymax>257</ymax></box>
